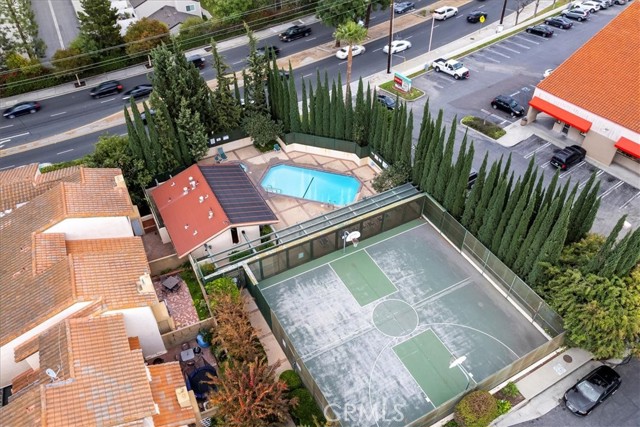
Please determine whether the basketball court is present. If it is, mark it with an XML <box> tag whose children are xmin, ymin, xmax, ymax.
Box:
<box><xmin>257</xmin><ymin>219</ymin><xmax>549</xmax><ymax>426</ymax></box>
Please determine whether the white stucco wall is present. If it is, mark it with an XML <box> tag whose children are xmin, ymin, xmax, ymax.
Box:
<box><xmin>134</xmin><ymin>0</ymin><xmax>200</xmax><ymax>19</ymax></box>
<box><xmin>105</xmin><ymin>307</ymin><xmax>166</xmax><ymax>358</ymax></box>
<box><xmin>0</xmin><ymin>302</ymin><xmax>92</xmax><ymax>388</ymax></box>
<box><xmin>189</xmin><ymin>226</ymin><xmax>262</xmax><ymax>259</ymax></box>
<box><xmin>43</xmin><ymin>217</ymin><xmax>133</xmax><ymax>240</ymax></box>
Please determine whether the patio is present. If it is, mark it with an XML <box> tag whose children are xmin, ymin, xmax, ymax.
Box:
<box><xmin>153</xmin><ymin>275</ymin><xmax>200</xmax><ymax>329</ymax></box>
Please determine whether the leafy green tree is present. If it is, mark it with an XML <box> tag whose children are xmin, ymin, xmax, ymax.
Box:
<box><xmin>154</xmin><ymin>102</ymin><xmax>187</xmax><ymax>167</ymax></box>
<box><xmin>372</xmin><ymin>162</ymin><xmax>411</xmax><ymax>192</ymax></box>
<box><xmin>497</xmin><ymin>180</ymin><xmax>531</xmax><ymax>261</ymax></box>
<box><xmin>352</xmin><ymin>79</ymin><xmax>368</xmax><ymax>145</ymax></box>
<box><xmin>450</xmin><ymin>140</ymin><xmax>474</xmax><ymax>220</ymax></box>
<box><xmin>202</xmin><ymin>0</ymin><xmax>255</xmax><ymax>23</ymax></box>
<box><xmin>77</xmin><ymin>0</ymin><xmax>123</xmax><ymax>52</ymax></box>
<box><xmin>420</xmin><ymin>109</ymin><xmax>443</xmax><ymax>193</ymax></box>
<box><xmin>584</xmin><ymin>215</ymin><xmax>627</xmax><ymax>276</ymax></box>
<box><xmin>51</xmin><ymin>47</ymin><xmax>92</xmax><ymax>72</ymax></box>
<box><xmin>288</xmin><ymin>66</ymin><xmax>301</xmax><ymax>133</ymax></box>
<box><xmin>344</xmin><ymin>88</ymin><xmax>354</xmax><ymax>142</ymax></box>
<box><xmin>334</xmin><ymin>74</ymin><xmax>346</xmax><ymax>140</ymax></box>
<box><xmin>0</xmin><ymin>0</ymin><xmax>45</xmax><ymax>59</ymax></box>
<box><xmin>363</xmin><ymin>0</ymin><xmax>391</xmax><ymax>27</ymax></box>
<box><xmin>491</xmin><ymin>177</ymin><xmax>521</xmax><ymax>253</ymax></box>
<box><xmin>244</xmin><ymin>24</ymin><xmax>269</xmax><ymax>114</ymax></box>
<box><xmin>211</xmin><ymin>42</ymin><xmax>243</xmax><ymax>131</ymax></box>
<box><xmin>613</xmin><ymin>227</ymin><xmax>640</xmax><ymax>277</ymax></box>
<box><xmin>478</xmin><ymin>175</ymin><xmax>509</xmax><ymax>248</ymax></box>
<box><xmin>412</xmin><ymin>102</ymin><xmax>432</xmax><ymax>186</ymax></box>
<box><xmin>177</xmin><ymin>16</ymin><xmax>216</xmax><ymax>43</ymax></box>
<box><xmin>318</xmin><ymin>0</ymin><xmax>368</xmax><ymax>45</ymax></box>
<box><xmin>124</xmin><ymin>18</ymin><xmax>169</xmax><ymax>55</ymax></box>
<box><xmin>308</xmin><ymin>83</ymin><xmax>316</xmax><ymax>134</ymax></box>
<box><xmin>401</xmin><ymin>110</ymin><xmax>413</xmax><ymax>167</ymax></box>
<box><xmin>333</xmin><ymin>21</ymin><xmax>368</xmax><ymax>86</ymax></box>
<box><xmin>423</xmin><ymin>127</ymin><xmax>445</xmax><ymax>196</ymax></box>
<box><xmin>518</xmin><ymin>198</ymin><xmax>562</xmax><ymax>277</ymax></box>
<box><xmin>322</xmin><ymin>73</ymin><xmax>331</xmax><ymax>137</ymax></box>
<box><xmin>243</xmin><ymin>114</ymin><xmax>283</xmax><ymax>150</ymax></box>
<box><xmin>176</xmin><ymin>98</ymin><xmax>208</xmax><ymax>163</ymax></box>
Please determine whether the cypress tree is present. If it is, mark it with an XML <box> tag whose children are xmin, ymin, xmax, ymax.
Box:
<box><xmin>372</xmin><ymin>106</ymin><xmax>386</xmax><ymax>153</ymax></box>
<box><xmin>490</xmin><ymin>175</ymin><xmax>521</xmax><ymax>253</ymax></box>
<box><xmin>335</xmin><ymin>74</ymin><xmax>346</xmax><ymax>140</ymax></box>
<box><xmin>330</xmin><ymin>81</ymin><xmax>338</xmax><ymax>137</ymax></box>
<box><xmin>497</xmin><ymin>181</ymin><xmax>530</xmax><ymax>261</ymax></box>
<box><xmin>512</xmin><ymin>203</ymin><xmax>550</xmax><ymax>276</ymax></box>
<box><xmin>501</xmin><ymin>154</ymin><xmax>512</xmax><ymax>183</ymax></box>
<box><xmin>301</xmin><ymin>80</ymin><xmax>309</xmax><ymax>133</ymax></box>
<box><xmin>211</xmin><ymin>42</ymin><xmax>242</xmax><ymax>131</ymax></box>
<box><xmin>281</xmin><ymin>77</ymin><xmax>290</xmax><ymax>132</ymax></box>
<box><xmin>424</xmin><ymin>128</ymin><xmax>446</xmax><ymax>196</ymax></box>
<box><xmin>421</xmin><ymin>110</ymin><xmax>443</xmax><ymax>191</ymax></box>
<box><xmin>314</xmin><ymin>80</ymin><xmax>323</xmax><ymax>136</ymax></box>
<box><xmin>566</xmin><ymin>172</ymin><xmax>601</xmax><ymax>244</ymax></box>
<box><xmin>288</xmin><ymin>65</ymin><xmax>301</xmax><ymax>133</ymax></box>
<box><xmin>519</xmin><ymin>198</ymin><xmax>562</xmax><ymax>277</ymax></box>
<box><xmin>434</xmin><ymin>118</ymin><xmax>457</xmax><ymax>202</ymax></box>
<box><xmin>380</xmin><ymin>112</ymin><xmax>390</xmax><ymax>164</ymax></box>
<box><xmin>233</xmin><ymin>74</ymin><xmax>242</xmax><ymax>105</ymax></box>
<box><xmin>154</xmin><ymin>102</ymin><xmax>185</xmax><ymax>167</ymax></box>
<box><xmin>520</xmin><ymin>157</ymin><xmax>536</xmax><ymax>190</ymax></box>
<box><xmin>369</xmin><ymin>102</ymin><xmax>380</xmax><ymax>150</ymax></box>
<box><xmin>345</xmin><ymin>88</ymin><xmax>353</xmax><ymax>141</ymax></box>
<box><xmin>541</xmin><ymin>170</ymin><xmax>560</xmax><ymax>212</ymax></box>
<box><xmin>393</xmin><ymin>105</ymin><xmax>406</xmax><ymax>163</ymax></box>
<box><xmin>450</xmin><ymin>140</ymin><xmax>474</xmax><ymax>220</ymax></box>
<box><xmin>585</xmin><ymin>215</ymin><xmax>627</xmax><ymax>275</ymax></box>
<box><xmin>131</xmin><ymin>99</ymin><xmax>157</xmax><ymax>175</ymax></box>
<box><xmin>352</xmin><ymin>79</ymin><xmax>366</xmax><ymax>145</ymax></box>
<box><xmin>531</xmin><ymin>173</ymin><xmax>546</xmax><ymax>226</ymax></box>
<box><xmin>384</xmin><ymin>105</ymin><xmax>398</xmax><ymax>162</ymax></box>
<box><xmin>401</xmin><ymin>110</ymin><xmax>414</xmax><ymax>167</ymax></box>
<box><xmin>322</xmin><ymin>81</ymin><xmax>331</xmax><ymax>137</ymax></box>
<box><xmin>613</xmin><ymin>226</ymin><xmax>640</xmax><ymax>277</ymax></box>
<box><xmin>413</xmin><ymin>103</ymin><xmax>432</xmax><ymax>185</ymax></box>
<box><xmin>125</xmin><ymin>105</ymin><xmax>144</xmax><ymax>164</ymax></box>
<box><xmin>478</xmin><ymin>175</ymin><xmax>509</xmax><ymax>247</ymax></box>
<box><xmin>443</xmin><ymin>136</ymin><xmax>467</xmax><ymax>212</ymax></box>
<box><xmin>469</xmin><ymin>157</ymin><xmax>503</xmax><ymax>235</ymax></box>
<box><xmin>461</xmin><ymin>152</ymin><xmax>488</xmax><ymax>229</ymax></box>
<box><xmin>308</xmin><ymin>84</ymin><xmax>316</xmax><ymax>135</ymax></box>
<box><xmin>503</xmin><ymin>194</ymin><xmax>536</xmax><ymax>268</ymax></box>
<box><xmin>600</xmin><ymin>231</ymin><xmax>632</xmax><ymax>278</ymax></box>
<box><xmin>364</xmin><ymin>83</ymin><xmax>372</xmax><ymax>140</ymax></box>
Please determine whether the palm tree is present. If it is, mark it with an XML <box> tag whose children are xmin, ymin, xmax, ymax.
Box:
<box><xmin>333</xmin><ymin>21</ymin><xmax>368</xmax><ymax>89</ymax></box>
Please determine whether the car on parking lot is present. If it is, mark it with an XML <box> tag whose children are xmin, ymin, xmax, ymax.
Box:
<box><xmin>550</xmin><ymin>145</ymin><xmax>587</xmax><ymax>170</ymax></box>
<box><xmin>491</xmin><ymin>95</ymin><xmax>525</xmax><ymax>117</ymax></box>
<box><xmin>122</xmin><ymin>84</ymin><xmax>153</xmax><ymax>101</ymax></box>
<box><xmin>376</xmin><ymin>94</ymin><xmax>396</xmax><ymax>110</ymax></box>
<box><xmin>613</xmin><ymin>0</ymin><xmax>626</xmax><ymax>5</ymax></box>
<box><xmin>256</xmin><ymin>45</ymin><xmax>280</xmax><ymax>58</ymax></box>
<box><xmin>561</xmin><ymin>8</ymin><xmax>590</xmax><ymax>20</ymax></box>
<box><xmin>467</xmin><ymin>10</ymin><xmax>488</xmax><ymax>23</ymax></box>
<box><xmin>336</xmin><ymin>44</ymin><xmax>365</xmax><ymax>59</ymax></box>
<box><xmin>394</xmin><ymin>2</ymin><xmax>415</xmax><ymax>13</ymax></box>
<box><xmin>526</xmin><ymin>24</ymin><xmax>555</xmax><ymax>37</ymax></box>
<box><xmin>187</xmin><ymin>54</ymin><xmax>205</xmax><ymax>69</ymax></box>
<box><xmin>90</xmin><ymin>80</ymin><xmax>124</xmax><ymax>98</ymax></box>
<box><xmin>544</xmin><ymin>16</ymin><xmax>574</xmax><ymax>29</ymax></box>
<box><xmin>563</xmin><ymin>365</ymin><xmax>621</xmax><ymax>416</ymax></box>
<box><xmin>383</xmin><ymin>40</ymin><xmax>412</xmax><ymax>54</ymax></box>
<box><xmin>433</xmin><ymin>6</ymin><xmax>458</xmax><ymax>20</ymax></box>
<box><xmin>3</xmin><ymin>101</ymin><xmax>41</xmax><ymax>119</ymax></box>
<box><xmin>279</xmin><ymin>25</ymin><xmax>311</xmax><ymax>42</ymax></box>
<box><xmin>579</xmin><ymin>0</ymin><xmax>602</xmax><ymax>11</ymax></box>
<box><xmin>591</xmin><ymin>0</ymin><xmax>611</xmax><ymax>8</ymax></box>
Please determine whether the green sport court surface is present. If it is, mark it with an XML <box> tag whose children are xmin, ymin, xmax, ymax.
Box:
<box><xmin>257</xmin><ymin>219</ymin><xmax>549</xmax><ymax>427</ymax></box>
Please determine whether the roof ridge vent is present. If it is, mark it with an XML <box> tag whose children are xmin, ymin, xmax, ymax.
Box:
<box><xmin>183</xmin><ymin>187</ymin><xmax>188</xmax><ymax>195</ymax></box>
<box><xmin>199</xmin><ymin>196</ymin><xmax>204</xmax><ymax>203</ymax></box>
<box><xmin>208</xmin><ymin>209</ymin><xmax>214</xmax><ymax>219</ymax></box>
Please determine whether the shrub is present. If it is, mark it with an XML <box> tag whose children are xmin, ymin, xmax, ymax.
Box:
<box><xmin>205</xmin><ymin>276</ymin><xmax>240</xmax><ymax>299</ymax></box>
<box><xmin>461</xmin><ymin>116</ymin><xmax>506</xmax><ymax>139</ymax></box>
<box><xmin>289</xmin><ymin>388</ymin><xmax>325</xmax><ymax>426</ymax></box>
<box><xmin>444</xmin><ymin>421</ymin><xmax>460</xmax><ymax>427</ymax></box>
<box><xmin>229</xmin><ymin>249</ymin><xmax>253</xmax><ymax>262</ymax></box>
<box><xmin>372</xmin><ymin>161</ymin><xmax>411</xmax><ymax>193</ymax></box>
<box><xmin>496</xmin><ymin>399</ymin><xmax>511</xmax><ymax>415</ymax></box>
<box><xmin>279</xmin><ymin>370</ymin><xmax>303</xmax><ymax>391</ymax></box>
<box><xmin>501</xmin><ymin>382</ymin><xmax>519</xmax><ymax>398</ymax></box>
<box><xmin>200</xmin><ymin>262</ymin><xmax>216</xmax><ymax>276</ymax></box>
<box><xmin>454</xmin><ymin>390</ymin><xmax>499</xmax><ymax>427</ymax></box>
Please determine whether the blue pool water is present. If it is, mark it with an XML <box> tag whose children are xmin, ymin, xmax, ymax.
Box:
<box><xmin>261</xmin><ymin>165</ymin><xmax>360</xmax><ymax>205</ymax></box>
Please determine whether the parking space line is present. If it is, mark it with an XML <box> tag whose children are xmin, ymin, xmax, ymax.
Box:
<box><xmin>488</xmin><ymin>48</ymin><xmax>511</xmax><ymax>58</ymax></box>
<box><xmin>0</xmin><ymin>124</ymin><xmax>14</xmax><ymax>130</ymax></box>
<box><xmin>578</xmin><ymin>170</ymin><xmax>604</xmax><ymax>188</ymax></box>
<box><xmin>305</xmin><ymin>37</ymin><xmax>317</xmax><ymax>42</ymax></box>
<box><xmin>524</xmin><ymin>142</ymin><xmax>551</xmax><ymax>159</ymax></box>
<box><xmin>505</xmin><ymin>40</ymin><xmax>530</xmax><ymax>49</ymax></box>
<box><xmin>560</xmin><ymin>161</ymin><xmax>585</xmax><ymax>178</ymax></box>
<box><xmin>495</xmin><ymin>44</ymin><xmax>520</xmax><ymax>54</ymax></box>
<box><xmin>473</xmin><ymin>52</ymin><xmax>501</xmax><ymax>63</ymax></box>
<box><xmin>541</xmin><ymin>161</ymin><xmax>551</xmax><ymax>169</ymax></box>
<box><xmin>510</xmin><ymin>91</ymin><xmax>520</xmax><ymax>97</ymax></box>
<box><xmin>619</xmin><ymin>191</ymin><xmax>640</xmax><ymax>210</ymax></box>
<box><xmin>100</xmin><ymin>98</ymin><xmax>116</xmax><ymax>103</ymax></box>
<box><xmin>516</xmin><ymin>35</ymin><xmax>540</xmax><ymax>45</ymax></box>
<box><xmin>600</xmin><ymin>181</ymin><xmax>624</xmax><ymax>199</ymax></box>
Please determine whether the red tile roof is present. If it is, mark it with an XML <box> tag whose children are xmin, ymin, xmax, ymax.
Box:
<box><xmin>148</xmin><ymin>363</ymin><xmax>198</xmax><ymax>426</ymax></box>
<box><xmin>149</xmin><ymin>164</ymin><xmax>230</xmax><ymax>258</ymax></box>
<box><xmin>537</xmin><ymin>2</ymin><xmax>640</xmax><ymax>132</ymax></box>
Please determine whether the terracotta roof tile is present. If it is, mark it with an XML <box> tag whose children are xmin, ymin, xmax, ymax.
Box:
<box><xmin>538</xmin><ymin>3</ymin><xmax>640</xmax><ymax>132</ymax></box>
<box><xmin>149</xmin><ymin>363</ymin><xmax>197</xmax><ymax>427</ymax></box>
<box><xmin>0</xmin><ymin>387</ymin><xmax>42</xmax><ymax>426</ymax></box>
<box><xmin>9</xmin><ymin>368</ymin><xmax>40</xmax><ymax>394</ymax></box>
<box><xmin>34</xmin><ymin>233</ymin><xmax>68</xmax><ymax>274</ymax></box>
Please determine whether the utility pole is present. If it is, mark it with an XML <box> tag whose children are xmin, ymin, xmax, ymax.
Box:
<box><xmin>387</xmin><ymin>1</ymin><xmax>395</xmax><ymax>74</ymax></box>
<box><xmin>499</xmin><ymin>0</ymin><xmax>509</xmax><ymax>25</ymax></box>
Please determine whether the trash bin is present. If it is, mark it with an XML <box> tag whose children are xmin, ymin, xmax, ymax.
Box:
<box><xmin>196</xmin><ymin>333</ymin><xmax>210</xmax><ymax>348</ymax></box>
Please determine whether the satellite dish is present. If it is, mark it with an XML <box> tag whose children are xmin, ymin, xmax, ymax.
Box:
<box><xmin>345</xmin><ymin>231</ymin><xmax>361</xmax><ymax>243</ymax></box>
<box><xmin>45</xmin><ymin>368</ymin><xmax>59</xmax><ymax>381</ymax></box>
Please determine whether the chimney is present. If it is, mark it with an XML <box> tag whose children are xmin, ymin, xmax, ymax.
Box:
<box><xmin>182</xmin><ymin>187</ymin><xmax>188</xmax><ymax>195</ymax></box>
<box><xmin>199</xmin><ymin>196</ymin><xmax>204</xmax><ymax>203</ymax></box>
<box><xmin>208</xmin><ymin>209</ymin><xmax>214</xmax><ymax>219</ymax></box>
<box><xmin>184</xmin><ymin>224</ymin><xmax>189</xmax><ymax>230</ymax></box>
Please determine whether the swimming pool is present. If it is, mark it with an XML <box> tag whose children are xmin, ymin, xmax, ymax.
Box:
<box><xmin>261</xmin><ymin>165</ymin><xmax>360</xmax><ymax>205</ymax></box>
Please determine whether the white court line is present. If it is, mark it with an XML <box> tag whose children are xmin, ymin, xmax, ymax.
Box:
<box><xmin>50</xmin><ymin>111</ymin><xmax>67</xmax><ymax>117</ymax></box>
<box><xmin>487</xmin><ymin>48</ymin><xmax>510</xmax><ymax>59</ymax></box>
<box><xmin>412</xmin><ymin>277</ymin><xmax>473</xmax><ymax>307</ymax></box>
<box><xmin>57</xmin><ymin>149</ymin><xmax>74</xmax><ymax>155</ymax></box>
<box><xmin>0</xmin><ymin>124</ymin><xmax>14</xmax><ymax>129</ymax></box>
<box><xmin>363</xmin><ymin>247</ymin><xmax>400</xmax><ymax>296</ymax></box>
<box><xmin>619</xmin><ymin>191</ymin><xmax>640</xmax><ymax>210</ymax></box>
<box><xmin>524</xmin><ymin>142</ymin><xmax>551</xmax><ymax>159</ymax></box>
<box><xmin>600</xmin><ymin>181</ymin><xmax>624</xmax><ymax>199</ymax></box>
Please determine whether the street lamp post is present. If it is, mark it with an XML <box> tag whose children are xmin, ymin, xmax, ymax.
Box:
<box><xmin>387</xmin><ymin>0</ymin><xmax>395</xmax><ymax>73</ymax></box>
<box><xmin>499</xmin><ymin>0</ymin><xmax>509</xmax><ymax>25</ymax></box>
<box><xmin>428</xmin><ymin>14</ymin><xmax>436</xmax><ymax>53</ymax></box>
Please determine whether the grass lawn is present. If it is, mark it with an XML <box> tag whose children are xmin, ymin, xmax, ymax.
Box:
<box><xmin>179</xmin><ymin>267</ymin><xmax>210</xmax><ymax>320</ymax></box>
<box><xmin>462</xmin><ymin>116</ymin><xmax>506</xmax><ymax>139</ymax></box>
<box><xmin>379</xmin><ymin>81</ymin><xmax>425</xmax><ymax>100</ymax></box>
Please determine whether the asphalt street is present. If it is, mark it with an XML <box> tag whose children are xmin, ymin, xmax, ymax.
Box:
<box><xmin>32</xmin><ymin>0</ymin><xmax>79</xmax><ymax>60</ymax></box>
<box><xmin>513</xmin><ymin>358</ymin><xmax>640</xmax><ymax>427</ymax></box>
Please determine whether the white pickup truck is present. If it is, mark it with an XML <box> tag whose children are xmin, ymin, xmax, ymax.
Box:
<box><xmin>431</xmin><ymin>58</ymin><xmax>470</xmax><ymax>80</ymax></box>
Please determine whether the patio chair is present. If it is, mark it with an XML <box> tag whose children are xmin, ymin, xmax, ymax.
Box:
<box><xmin>274</xmin><ymin>143</ymin><xmax>281</xmax><ymax>152</ymax></box>
<box><xmin>213</xmin><ymin>154</ymin><xmax>222</xmax><ymax>163</ymax></box>
<box><xmin>217</xmin><ymin>147</ymin><xmax>228</xmax><ymax>161</ymax></box>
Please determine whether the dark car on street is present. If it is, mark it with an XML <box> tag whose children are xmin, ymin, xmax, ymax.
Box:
<box><xmin>256</xmin><ymin>45</ymin><xmax>281</xmax><ymax>58</ymax></box>
<box><xmin>376</xmin><ymin>94</ymin><xmax>396</xmax><ymax>110</ymax></box>
<box><xmin>140</xmin><ymin>109</ymin><xmax>156</xmax><ymax>125</ymax></box>
<box><xmin>187</xmin><ymin>54</ymin><xmax>206</xmax><ymax>69</ymax></box>
<box><xmin>526</xmin><ymin>24</ymin><xmax>554</xmax><ymax>37</ymax></box>
<box><xmin>394</xmin><ymin>2</ymin><xmax>416</xmax><ymax>14</ymax></box>
<box><xmin>491</xmin><ymin>95</ymin><xmax>525</xmax><ymax>117</ymax></box>
<box><xmin>90</xmin><ymin>80</ymin><xmax>123</xmax><ymax>98</ymax></box>
<box><xmin>3</xmin><ymin>101</ymin><xmax>41</xmax><ymax>119</ymax></box>
<box><xmin>467</xmin><ymin>10</ymin><xmax>488</xmax><ymax>23</ymax></box>
<box><xmin>544</xmin><ymin>16</ymin><xmax>574</xmax><ymax>29</ymax></box>
<box><xmin>550</xmin><ymin>145</ymin><xmax>587</xmax><ymax>170</ymax></box>
<box><xmin>122</xmin><ymin>84</ymin><xmax>153</xmax><ymax>101</ymax></box>
<box><xmin>279</xmin><ymin>25</ymin><xmax>311</xmax><ymax>42</ymax></box>
<box><xmin>564</xmin><ymin>365</ymin><xmax>621</xmax><ymax>416</ymax></box>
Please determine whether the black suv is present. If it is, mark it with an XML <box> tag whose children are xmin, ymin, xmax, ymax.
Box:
<box><xmin>256</xmin><ymin>46</ymin><xmax>281</xmax><ymax>58</ymax></box>
<box><xmin>491</xmin><ymin>95</ymin><xmax>525</xmax><ymax>117</ymax></box>
<box><xmin>467</xmin><ymin>11</ymin><xmax>488</xmax><ymax>23</ymax></box>
<box><xmin>550</xmin><ymin>145</ymin><xmax>586</xmax><ymax>170</ymax></box>
<box><xmin>187</xmin><ymin>54</ymin><xmax>205</xmax><ymax>69</ymax></box>
<box><xmin>90</xmin><ymin>80</ymin><xmax>123</xmax><ymax>98</ymax></box>
<box><xmin>279</xmin><ymin>25</ymin><xmax>311</xmax><ymax>42</ymax></box>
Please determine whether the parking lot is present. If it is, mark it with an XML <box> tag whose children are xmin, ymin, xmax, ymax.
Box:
<box><xmin>409</xmin><ymin>5</ymin><xmax>639</xmax><ymax>234</ymax></box>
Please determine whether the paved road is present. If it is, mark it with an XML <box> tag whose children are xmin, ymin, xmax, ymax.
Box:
<box><xmin>513</xmin><ymin>358</ymin><xmax>640</xmax><ymax>427</ymax></box>
<box><xmin>32</xmin><ymin>0</ymin><xmax>79</xmax><ymax>59</ymax></box>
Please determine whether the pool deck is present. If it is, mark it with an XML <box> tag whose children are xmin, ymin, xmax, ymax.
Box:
<box><xmin>200</xmin><ymin>143</ymin><xmax>379</xmax><ymax>229</ymax></box>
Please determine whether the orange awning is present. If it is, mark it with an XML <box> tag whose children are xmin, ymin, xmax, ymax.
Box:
<box><xmin>529</xmin><ymin>96</ymin><xmax>592</xmax><ymax>133</ymax></box>
<box><xmin>615</xmin><ymin>136</ymin><xmax>640</xmax><ymax>159</ymax></box>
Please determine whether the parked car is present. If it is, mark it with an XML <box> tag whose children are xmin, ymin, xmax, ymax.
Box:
<box><xmin>279</xmin><ymin>25</ymin><xmax>311</xmax><ymax>42</ymax></box>
<box><xmin>564</xmin><ymin>365</ymin><xmax>621</xmax><ymax>416</ymax></box>
<box><xmin>467</xmin><ymin>169</ymin><xmax>479</xmax><ymax>189</ymax></box>
<box><xmin>550</xmin><ymin>145</ymin><xmax>587</xmax><ymax>170</ymax></box>
<box><xmin>613</xmin><ymin>0</ymin><xmax>626</xmax><ymax>5</ymax></box>
<box><xmin>256</xmin><ymin>45</ymin><xmax>280</xmax><ymax>58</ymax></box>
<box><xmin>90</xmin><ymin>80</ymin><xmax>123</xmax><ymax>98</ymax></box>
<box><xmin>383</xmin><ymin>40</ymin><xmax>412</xmax><ymax>54</ymax></box>
<box><xmin>376</xmin><ymin>94</ymin><xmax>396</xmax><ymax>110</ymax></box>
<box><xmin>591</xmin><ymin>0</ymin><xmax>612</xmax><ymax>8</ymax></box>
<box><xmin>526</xmin><ymin>24</ymin><xmax>554</xmax><ymax>37</ymax></box>
<box><xmin>335</xmin><ymin>45</ymin><xmax>366</xmax><ymax>60</ymax></box>
<box><xmin>561</xmin><ymin>8</ymin><xmax>590</xmax><ymax>20</ymax></box>
<box><xmin>491</xmin><ymin>95</ymin><xmax>525</xmax><ymax>117</ymax></box>
<box><xmin>433</xmin><ymin>6</ymin><xmax>458</xmax><ymax>20</ymax></box>
<box><xmin>467</xmin><ymin>10</ymin><xmax>488</xmax><ymax>23</ymax></box>
<box><xmin>544</xmin><ymin>16</ymin><xmax>574</xmax><ymax>29</ymax></box>
<box><xmin>3</xmin><ymin>101</ymin><xmax>41</xmax><ymax>119</ymax></box>
<box><xmin>394</xmin><ymin>2</ymin><xmax>415</xmax><ymax>14</ymax></box>
<box><xmin>187</xmin><ymin>54</ymin><xmax>205</xmax><ymax>69</ymax></box>
<box><xmin>122</xmin><ymin>84</ymin><xmax>153</xmax><ymax>101</ymax></box>
<box><xmin>578</xmin><ymin>1</ymin><xmax>602</xmax><ymax>12</ymax></box>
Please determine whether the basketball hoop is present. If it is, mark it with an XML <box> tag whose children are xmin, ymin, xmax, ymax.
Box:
<box><xmin>343</xmin><ymin>231</ymin><xmax>361</xmax><ymax>253</ymax></box>
<box><xmin>351</xmin><ymin>238</ymin><xmax>359</xmax><ymax>248</ymax></box>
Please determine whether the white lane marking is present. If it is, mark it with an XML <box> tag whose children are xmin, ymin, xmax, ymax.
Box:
<box><xmin>1</xmin><ymin>132</ymin><xmax>30</xmax><ymax>140</ymax></box>
<box><xmin>0</xmin><ymin>165</ymin><xmax>16</xmax><ymax>170</ymax></box>
<box><xmin>339</xmin><ymin>61</ymin><xmax>347</xmax><ymax>65</ymax></box>
<box><xmin>57</xmin><ymin>149</ymin><xmax>74</xmax><ymax>155</ymax></box>
<box><xmin>524</xmin><ymin>142</ymin><xmax>551</xmax><ymax>159</ymax></box>
<box><xmin>0</xmin><ymin>124</ymin><xmax>14</xmax><ymax>130</ymax></box>
<box><xmin>619</xmin><ymin>191</ymin><xmax>640</xmax><ymax>210</ymax></box>
<box><xmin>0</xmin><ymin>139</ymin><xmax>9</xmax><ymax>144</ymax></box>
<box><xmin>50</xmin><ymin>111</ymin><xmax>67</xmax><ymax>117</ymax></box>
<box><xmin>232</xmin><ymin>60</ymin><xmax>243</xmax><ymax>65</ymax></box>
<box><xmin>496</xmin><ymin>44</ymin><xmax>520</xmax><ymax>54</ymax></box>
<box><xmin>510</xmin><ymin>91</ymin><xmax>520</xmax><ymax>97</ymax></box>
<box><xmin>303</xmin><ymin>73</ymin><xmax>313</xmax><ymax>78</ymax></box>
<box><xmin>488</xmin><ymin>48</ymin><xmax>510</xmax><ymax>58</ymax></box>
<box><xmin>541</xmin><ymin>161</ymin><xmax>551</xmax><ymax>169</ymax></box>
<box><xmin>405</xmin><ymin>35</ymin><xmax>413</xmax><ymax>39</ymax></box>
<box><xmin>305</xmin><ymin>37</ymin><xmax>317</xmax><ymax>42</ymax></box>
<box><xmin>47</xmin><ymin>0</ymin><xmax>65</xmax><ymax>49</ymax></box>
<box><xmin>120</xmin><ymin>133</ymin><xmax>128</xmax><ymax>136</ymax></box>
<box><xmin>100</xmin><ymin>98</ymin><xmax>116</xmax><ymax>103</ymax></box>
<box><xmin>373</xmin><ymin>47</ymin><xmax>383</xmax><ymax>52</ymax></box>
<box><xmin>600</xmin><ymin>181</ymin><xmax>624</xmax><ymax>199</ymax></box>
